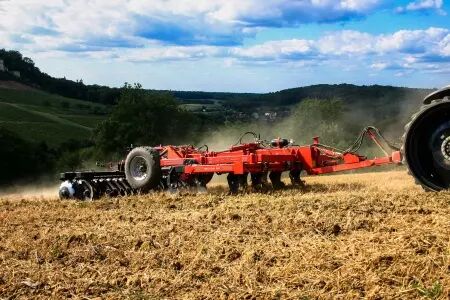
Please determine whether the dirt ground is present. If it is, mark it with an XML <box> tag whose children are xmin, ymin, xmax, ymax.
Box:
<box><xmin>0</xmin><ymin>170</ymin><xmax>449</xmax><ymax>299</ymax></box>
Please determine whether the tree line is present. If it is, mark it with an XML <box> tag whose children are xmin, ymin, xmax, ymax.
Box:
<box><xmin>0</xmin><ymin>84</ymin><xmax>217</xmax><ymax>185</ymax></box>
<box><xmin>0</xmin><ymin>49</ymin><xmax>431</xmax><ymax>185</ymax></box>
<box><xmin>1</xmin><ymin>83</ymin><xmax>382</xmax><ymax>185</ymax></box>
<box><xmin>1</xmin><ymin>49</ymin><xmax>431</xmax><ymax>111</ymax></box>
<box><xmin>0</xmin><ymin>49</ymin><xmax>121</xmax><ymax>105</ymax></box>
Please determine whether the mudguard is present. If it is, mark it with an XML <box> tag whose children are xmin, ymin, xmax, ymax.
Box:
<box><xmin>424</xmin><ymin>85</ymin><xmax>450</xmax><ymax>104</ymax></box>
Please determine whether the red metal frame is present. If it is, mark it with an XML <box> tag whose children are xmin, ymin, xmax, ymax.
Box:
<box><xmin>153</xmin><ymin>134</ymin><xmax>402</xmax><ymax>177</ymax></box>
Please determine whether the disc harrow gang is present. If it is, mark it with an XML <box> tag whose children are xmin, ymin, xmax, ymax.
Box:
<box><xmin>59</xmin><ymin>126</ymin><xmax>403</xmax><ymax>200</ymax></box>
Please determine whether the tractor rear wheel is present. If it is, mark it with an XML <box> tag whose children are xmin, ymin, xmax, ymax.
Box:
<box><xmin>125</xmin><ymin>147</ymin><xmax>161</xmax><ymax>191</ymax></box>
<box><xmin>403</xmin><ymin>97</ymin><xmax>450</xmax><ymax>191</ymax></box>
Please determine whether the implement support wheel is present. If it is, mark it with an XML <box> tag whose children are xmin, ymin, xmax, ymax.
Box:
<box><xmin>125</xmin><ymin>147</ymin><xmax>161</xmax><ymax>191</ymax></box>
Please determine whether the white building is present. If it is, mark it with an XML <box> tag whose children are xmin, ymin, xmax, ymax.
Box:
<box><xmin>11</xmin><ymin>70</ymin><xmax>20</xmax><ymax>78</ymax></box>
<box><xmin>0</xmin><ymin>59</ymin><xmax>6</xmax><ymax>72</ymax></box>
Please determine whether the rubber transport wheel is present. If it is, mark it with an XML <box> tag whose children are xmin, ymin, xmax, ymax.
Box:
<box><xmin>403</xmin><ymin>98</ymin><xmax>450</xmax><ymax>191</ymax></box>
<box><xmin>125</xmin><ymin>147</ymin><xmax>161</xmax><ymax>191</ymax></box>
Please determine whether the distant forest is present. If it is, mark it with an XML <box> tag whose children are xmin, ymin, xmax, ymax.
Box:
<box><xmin>0</xmin><ymin>49</ymin><xmax>121</xmax><ymax>105</ymax></box>
<box><xmin>0</xmin><ymin>49</ymin><xmax>437</xmax><ymax>185</ymax></box>
<box><xmin>0</xmin><ymin>49</ymin><xmax>433</xmax><ymax>111</ymax></box>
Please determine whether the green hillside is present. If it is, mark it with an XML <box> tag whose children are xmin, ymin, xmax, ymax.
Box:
<box><xmin>0</xmin><ymin>48</ymin><xmax>441</xmax><ymax>186</ymax></box>
<box><xmin>0</xmin><ymin>79</ymin><xmax>432</xmax><ymax>147</ymax></box>
<box><xmin>0</xmin><ymin>48</ymin><xmax>437</xmax><ymax>150</ymax></box>
<box><xmin>0</xmin><ymin>84</ymin><xmax>108</xmax><ymax>145</ymax></box>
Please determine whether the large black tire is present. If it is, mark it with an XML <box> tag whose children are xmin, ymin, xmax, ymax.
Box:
<box><xmin>124</xmin><ymin>147</ymin><xmax>161</xmax><ymax>191</ymax></box>
<box><xmin>403</xmin><ymin>97</ymin><xmax>450</xmax><ymax>191</ymax></box>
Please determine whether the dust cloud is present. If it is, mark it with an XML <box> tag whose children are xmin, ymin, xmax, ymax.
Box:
<box><xmin>0</xmin><ymin>180</ymin><xmax>58</xmax><ymax>200</ymax></box>
<box><xmin>0</xmin><ymin>89</ymin><xmax>432</xmax><ymax>199</ymax></box>
<box><xmin>196</xmin><ymin>89</ymin><xmax>430</xmax><ymax>156</ymax></box>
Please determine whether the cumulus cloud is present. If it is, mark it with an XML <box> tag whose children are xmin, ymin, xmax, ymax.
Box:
<box><xmin>1</xmin><ymin>0</ymin><xmax>447</xmax><ymax>55</ymax></box>
<box><xmin>232</xmin><ymin>28</ymin><xmax>449</xmax><ymax>57</ymax></box>
<box><xmin>376</xmin><ymin>27</ymin><xmax>449</xmax><ymax>53</ymax></box>
<box><xmin>118</xmin><ymin>46</ymin><xmax>223</xmax><ymax>62</ymax></box>
<box><xmin>396</xmin><ymin>0</ymin><xmax>446</xmax><ymax>14</ymax></box>
<box><xmin>231</xmin><ymin>39</ymin><xmax>315</xmax><ymax>61</ymax></box>
<box><xmin>0</xmin><ymin>0</ymin><xmax>391</xmax><ymax>51</ymax></box>
<box><xmin>7</xmin><ymin>23</ymin><xmax>449</xmax><ymax>75</ymax></box>
<box><xmin>0</xmin><ymin>0</ymin><xmax>448</xmax><ymax>78</ymax></box>
<box><xmin>230</xmin><ymin>28</ymin><xmax>450</xmax><ymax>73</ymax></box>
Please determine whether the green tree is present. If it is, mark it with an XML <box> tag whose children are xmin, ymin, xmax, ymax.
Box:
<box><xmin>0</xmin><ymin>127</ymin><xmax>55</xmax><ymax>185</ymax></box>
<box><xmin>94</xmin><ymin>83</ymin><xmax>199</xmax><ymax>154</ymax></box>
<box><xmin>281</xmin><ymin>98</ymin><xmax>354</xmax><ymax>148</ymax></box>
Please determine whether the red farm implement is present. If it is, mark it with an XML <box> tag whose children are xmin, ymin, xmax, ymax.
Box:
<box><xmin>59</xmin><ymin>85</ymin><xmax>450</xmax><ymax>200</ymax></box>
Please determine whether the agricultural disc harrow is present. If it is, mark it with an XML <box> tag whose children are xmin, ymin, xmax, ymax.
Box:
<box><xmin>59</xmin><ymin>85</ymin><xmax>450</xmax><ymax>200</ymax></box>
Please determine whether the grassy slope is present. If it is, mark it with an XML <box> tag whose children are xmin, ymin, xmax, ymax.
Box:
<box><xmin>0</xmin><ymin>171</ymin><xmax>448</xmax><ymax>299</ymax></box>
<box><xmin>0</xmin><ymin>86</ymin><xmax>107</xmax><ymax>145</ymax></box>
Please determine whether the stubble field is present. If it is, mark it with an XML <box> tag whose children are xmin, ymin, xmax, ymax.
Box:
<box><xmin>0</xmin><ymin>170</ymin><xmax>449</xmax><ymax>299</ymax></box>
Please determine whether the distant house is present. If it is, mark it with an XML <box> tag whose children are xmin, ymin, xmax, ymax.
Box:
<box><xmin>0</xmin><ymin>59</ymin><xmax>20</xmax><ymax>77</ymax></box>
<box><xmin>0</xmin><ymin>59</ymin><xmax>6</xmax><ymax>72</ymax></box>
<box><xmin>264</xmin><ymin>112</ymin><xmax>277</xmax><ymax>121</ymax></box>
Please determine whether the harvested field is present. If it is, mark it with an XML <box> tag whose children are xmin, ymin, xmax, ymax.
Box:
<box><xmin>0</xmin><ymin>170</ymin><xmax>449</xmax><ymax>299</ymax></box>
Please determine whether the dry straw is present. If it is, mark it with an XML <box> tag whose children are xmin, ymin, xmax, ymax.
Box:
<box><xmin>0</xmin><ymin>170</ymin><xmax>449</xmax><ymax>299</ymax></box>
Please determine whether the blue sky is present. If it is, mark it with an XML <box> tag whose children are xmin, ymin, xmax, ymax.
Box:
<box><xmin>0</xmin><ymin>0</ymin><xmax>449</xmax><ymax>92</ymax></box>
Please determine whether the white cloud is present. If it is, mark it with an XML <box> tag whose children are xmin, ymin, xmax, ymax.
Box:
<box><xmin>370</xmin><ymin>62</ymin><xmax>391</xmax><ymax>70</ymax></box>
<box><xmin>396</xmin><ymin>0</ymin><xmax>446</xmax><ymax>14</ymax></box>
<box><xmin>316</xmin><ymin>30</ymin><xmax>375</xmax><ymax>55</ymax></box>
<box><xmin>340</xmin><ymin>0</ymin><xmax>385</xmax><ymax>11</ymax></box>
<box><xmin>0</xmin><ymin>0</ymin><xmax>446</xmax><ymax>58</ymax></box>
<box><xmin>230</xmin><ymin>30</ymin><xmax>380</xmax><ymax>62</ymax></box>
<box><xmin>231</xmin><ymin>39</ymin><xmax>314</xmax><ymax>61</ymax></box>
<box><xmin>37</xmin><ymin>27</ymin><xmax>446</xmax><ymax>74</ymax></box>
<box><xmin>232</xmin><ymin>28</ymin><xmax>449</xmax><ymax>57</ymax></box>
<box><xmin>118</xmin><ymin>46</ymin><xmax>223</xmax><ymax>62</ymax></box>
<box><xmin>376</xmin><ymin>27</ymin><xmax>448</xmax><ymax>53</ymax></box>
<box><xmin>0</xmin><ymin>0</ymin><xmax>448</xmax><ymax>79</ymax></box>
<box><xmin>440</xmin><ymin>34</ymin><xmax>450</xmax><ymax>55</ymax></box>
<box><xmin>0</xmin><ymin>0</ymin><xmax>389</xmax><ymax>51</ymax></box>
<box><xmin>229</xmin><ymin>28</ymin><xmax>450</xmax><ymax>73</ymax></box>
<box><xmin>406</xmin><ymin>0</ymin><xmax>443</xmax><ymax>10</ymax></box>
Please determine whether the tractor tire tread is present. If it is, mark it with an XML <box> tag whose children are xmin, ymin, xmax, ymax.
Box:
<box><xmin>402</xmin><ymin>97</ymin><xmax>450</xmax><ymax>192</ymax></box>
